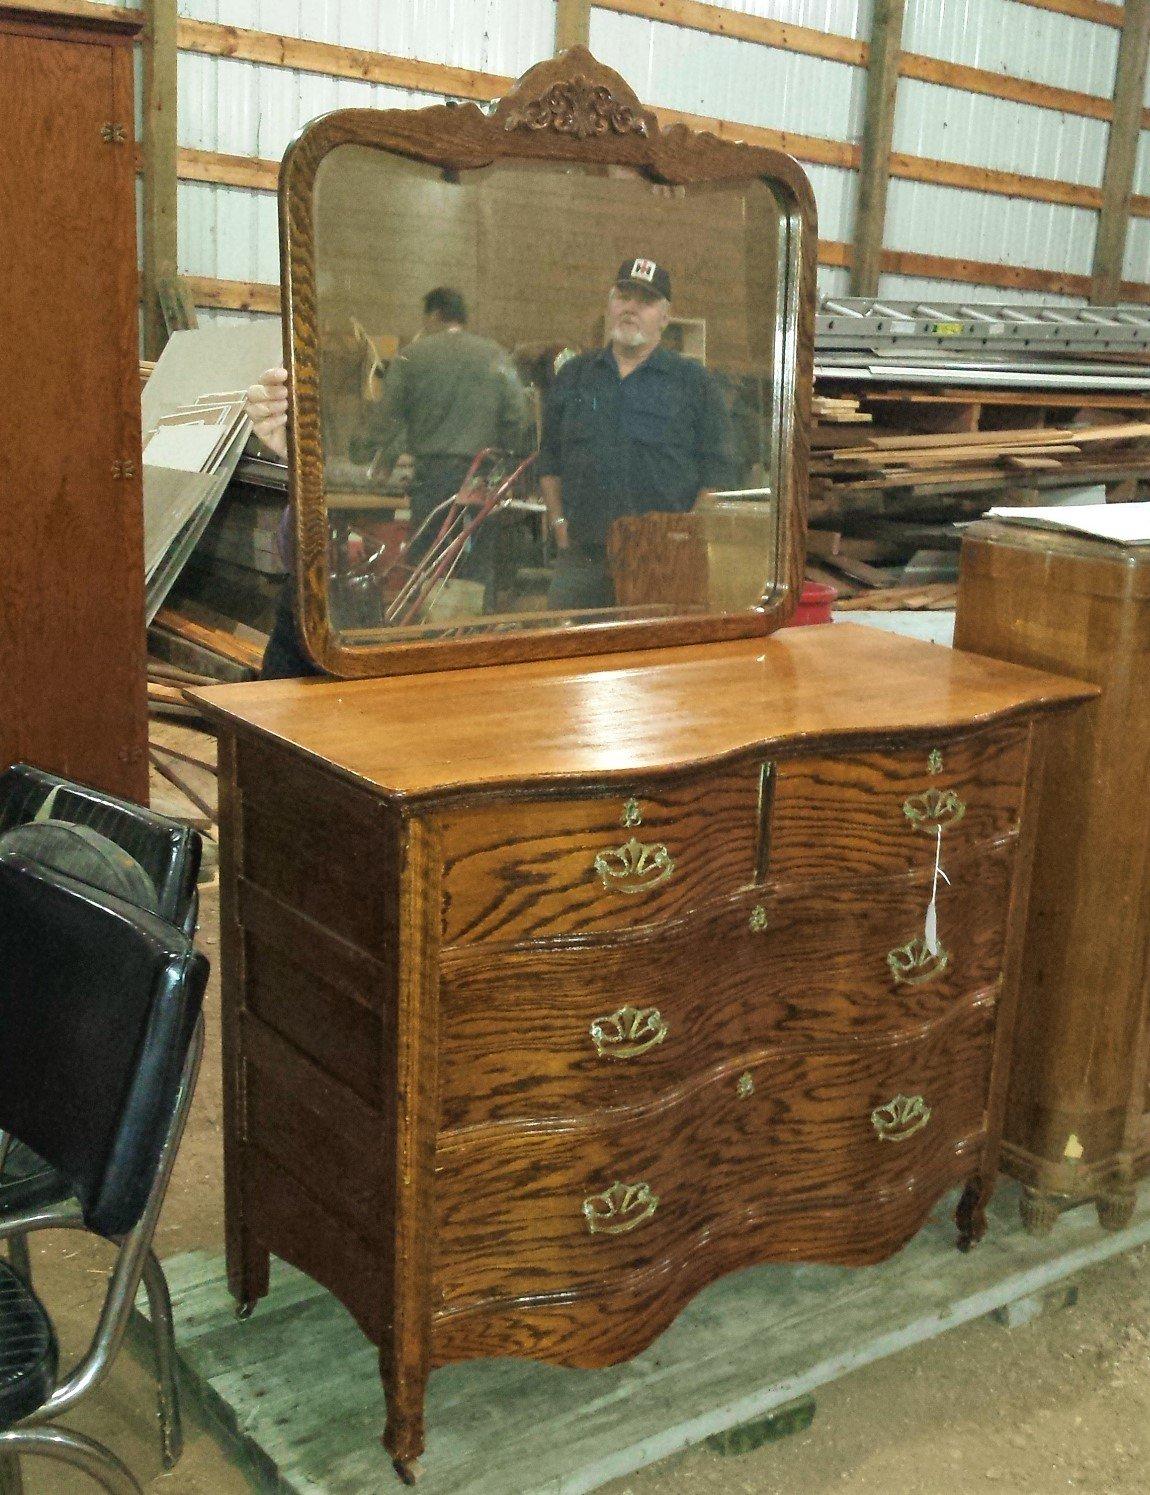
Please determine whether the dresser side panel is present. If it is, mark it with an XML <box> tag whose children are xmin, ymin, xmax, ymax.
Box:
<box><xmin>220</xmin><ymin>728</ymin><xmax>404</xmax><ymax>1343</ymax></box>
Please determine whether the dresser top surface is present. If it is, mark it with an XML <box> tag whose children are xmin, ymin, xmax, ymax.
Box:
<box><xmin>190</xmin><ymin>623</ymin><xmax>1094</xmax><ymax>801</ymax></box>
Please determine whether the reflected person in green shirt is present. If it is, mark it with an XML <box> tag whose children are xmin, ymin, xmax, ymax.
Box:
<box><xmin>357</xmin><ymin>287</ymin><xmax>533</xmax><ymax>567</ymax></box>
<box><xmin>246</xmin><ymin>287</ymin><xmax>531</xmax><ymax>676</ymax></box>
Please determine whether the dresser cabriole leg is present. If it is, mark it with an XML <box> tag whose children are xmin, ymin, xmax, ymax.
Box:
<box><xmin>955</xmin><ymin>1176</ymin><xmax>989</xmax><ymax>1252</ymax></box>
<box><xmin>1018</xmin><ymin>1185</ymin><xmax>1060</xmax><ymax>1237</ymax></box>
<box><xmin>1096</xmin><ymin>1183</ymin><xmax>1136</xmax><ymax>1231</ymax></box>
<box><xmin>383</xmin><ymin>1381</ymin><xmax>426</xmax><ymax>1485</ymax></box>
<box><xmin>226</xmin><ymin>1235</ymin><xmax>269</xmax><ymax>1317</ymax></box>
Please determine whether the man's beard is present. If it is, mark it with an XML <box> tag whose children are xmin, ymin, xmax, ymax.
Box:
<box><xmin>611</xmin><ymin>324</ymin><xmax>648</xmax><ymax>350</ymax></box>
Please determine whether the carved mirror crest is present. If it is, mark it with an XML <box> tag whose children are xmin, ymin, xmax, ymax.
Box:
<box><xmin>280</xmin><ymin>47</ymin><xmax>816</xmax><ymax>677</ymax></box>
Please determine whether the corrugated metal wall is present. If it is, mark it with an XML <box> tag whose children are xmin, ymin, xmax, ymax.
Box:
<box><xmin>589</xmin><ymin>3</ymin><xmax>864</xmax><ymax>300</ymax></box>
<box><xmin>111</xmin><ymin>0</ymin><xmax>1150</xmax><ymax>316</ymax></box>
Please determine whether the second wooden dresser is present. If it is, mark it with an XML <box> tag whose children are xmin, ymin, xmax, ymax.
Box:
<box><xmin>193</xmin><ymin>623</ymin><xmax>1093</xmax><ymax>1481</ymax></box>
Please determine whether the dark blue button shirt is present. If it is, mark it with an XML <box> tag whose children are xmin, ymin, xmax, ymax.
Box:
<box><xmin>538</xmin><ymin>345</ymin><xmax>736</xmax><ymax>549</ymax></box>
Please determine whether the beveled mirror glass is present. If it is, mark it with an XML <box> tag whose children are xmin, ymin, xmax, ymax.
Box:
<box><xmin>281</xmin><ymin>49</ymin><xmax>816</xmax><ymax>677</ymax></box>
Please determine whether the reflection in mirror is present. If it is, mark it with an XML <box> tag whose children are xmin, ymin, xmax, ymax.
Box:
<box><xmin>313</xmin><ymin>149</ymin><xmax>790</xmax><ymax>644</ymax></box>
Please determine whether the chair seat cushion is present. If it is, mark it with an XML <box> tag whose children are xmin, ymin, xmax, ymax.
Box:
<box><xmin>0</xmin><ymin>1139</ymin><xmax>69</xmax><ymax>1215</ymax></box>
<box><xmin>0</xmin><ymin>822</ymin><xmax>158</xmax><ymax>914</ymax></box>
<box><xmin>0</xmin><ymin>1260</ymin><xmax>57</xmax><ymax>1427</ymax></box>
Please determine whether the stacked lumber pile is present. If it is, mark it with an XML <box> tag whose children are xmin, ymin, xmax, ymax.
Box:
<box><xmin>805</xmin><ymin>394</ymin><xmax>1150</xmax><ymax>605</ymax></box>
<box><xmin>811</xmin><ymin>421</ymin><xmax>1150</xmax><ymax>514</ymax></box>
<box><xmin>149</xmin><ymin>603</ymin><xmax>265</xmax><ymax>682</ymax></box>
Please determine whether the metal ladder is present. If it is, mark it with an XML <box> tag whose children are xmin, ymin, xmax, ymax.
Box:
<box><xmin>816</xmin><ymin>298</ymin><xmax>1150</xmax><ymax>356</ymax></box>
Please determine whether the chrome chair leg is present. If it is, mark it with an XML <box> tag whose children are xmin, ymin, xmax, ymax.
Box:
<box><xmin>0</xmin><ymin>1427</ymin><xmax>140</xmax><ymax>1495</ymax></box>
<box><xmin>140</xmin><ymin>1248</ymin><xmax>182</xmax><ymax>1468</ymax></box>
<box><xmin>0</xmin><ymin>1450</ymin><xmax>24</xmax><ymax>1495</ymax></box>
<box><xmin>4</xmin><ymin>1236</ymin><xmax>29</xmax><ymax>1283</ymax></box>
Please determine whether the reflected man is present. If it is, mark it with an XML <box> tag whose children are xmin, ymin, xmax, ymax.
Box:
<box><xmin>360</xmin><ymin>287</ymin><xmax>532</xmax><ymax>562</ymax></box>
<box><xmin>245</xmin><ymin>287</ymin><xmax>531</xmax><ymax>677</ymax></box>
<box><xmin>538</xmin><ymin>258</ymin><xmax>736</xmax><ymax>611</ymax></box>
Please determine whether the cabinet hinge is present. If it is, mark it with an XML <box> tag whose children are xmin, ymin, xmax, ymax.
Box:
<box><xmin>111</xmin><ymin>459</ymin><xmax>137</xmax><ymax>479</ymax></box>
<box><xmin>101</xmin><ymin>123</ymin><xmax>127</xmax><ymax>144</ymax></box>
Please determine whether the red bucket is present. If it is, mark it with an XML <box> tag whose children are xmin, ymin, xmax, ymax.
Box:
<box><xmin>784</xmin><ymin>580</ymin><xmax>837</xmax><ymax>627</ymax></box>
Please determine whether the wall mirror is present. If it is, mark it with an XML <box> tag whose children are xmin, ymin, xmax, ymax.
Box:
<box><xmin>280</xmin><ymin>48</ymin><xmax>815</xmax><ymax>677</ymax></box>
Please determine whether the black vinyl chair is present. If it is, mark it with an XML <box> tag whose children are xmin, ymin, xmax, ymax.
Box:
<box><xmin>0</xmin><ymin>764</ymin><xmax>203</xmax><ymax>1468</ymax></box>
<box><xmin>0</xmin><ymin>854</ymin><xmax>208</xmax><ymax>1493</ymax></box>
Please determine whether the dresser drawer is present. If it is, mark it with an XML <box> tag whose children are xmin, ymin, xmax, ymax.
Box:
<box><xmin>767</xmin><ymin>724</ymin><xmax>1028</xmax><ymax>886</ymax></box>
<box><xmin>438</xmin><ymin>843</ymin><xmax>1016</xmax><ymax>1127</ymax></box>
<box><xmin>438</xmin><ymin>761</ymin><xmax>764</xmax><ymax>946</ymax></box>
<box><xmin>432</xmin><ymin>1000</ymin><xmax>994</xmax><ymax>1314</ymax></box>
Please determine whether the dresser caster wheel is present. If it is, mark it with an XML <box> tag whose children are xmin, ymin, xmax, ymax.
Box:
<box><xmin>1019</xmin><ymin>1187</ymin><xmax>1059</xmax><ymax>1237</ymax></box>
<box><xmin>235</xmin><ymin>1300</ymin><xmax>257</xmax><ymax>1321</ymax></box>
<box><xmin>1097</xmin><ymin>1188</ymin><xmax>1135</xmax><ymax>1232</ymax></box>
<box><xmin>393</xmin><ymin>1457</ymin><xmax>422</xmax><ymax>1485</ymax></box>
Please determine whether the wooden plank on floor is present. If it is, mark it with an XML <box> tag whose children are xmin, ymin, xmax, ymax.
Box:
<box><xmin>156</xmin><ymin>1180</ymin><xmax>1150</xmax><ymax>1494</ymax></box>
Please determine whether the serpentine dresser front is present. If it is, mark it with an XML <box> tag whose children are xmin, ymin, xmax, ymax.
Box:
<box><xmin>191</xmin><ymin>624</ymin><xmax>1093</xmax><ymax>1481</ymax></box>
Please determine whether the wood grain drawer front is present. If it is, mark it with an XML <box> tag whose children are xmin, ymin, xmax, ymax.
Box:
<box><xmin>439</xmin><ymin>763</ymin><xmax>763</xmax><ymax>946</ymax></box>
<box><xmin>433</xmin><ymin>1001</ymin><xmax>994</xmax><ymax>1315</ymax></box>
<box><xmin>438</xmin><ymin>844</ymin><xmax>1015</xmax><ymax>1128</ymax></box>
<box><xmin>768</xmin><ymin>726</ymin><xmax>1028</xmax><ymax>886</ymax></box>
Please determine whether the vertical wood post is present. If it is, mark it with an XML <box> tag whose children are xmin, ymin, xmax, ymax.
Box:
<box><xmin>142</xmin><ymin>0</ymin><xmax>179</xmax><ymax>357</ymax></box>
<box><xmin>850</xmin><ymin>0</ymin><xmax>907</xmax><ymax>298</ymax></box>
<box><xmin>1091</xmin><ymin>0</ymin><xmax>1150</xmax><ymax>304</ymax></box>
<box><xmin>555</xmin><ymin>0</ymin><xmax>592</xmax><ymax>52</ymax></box>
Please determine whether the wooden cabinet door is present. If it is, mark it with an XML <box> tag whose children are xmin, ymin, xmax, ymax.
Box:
<box><xmin>0</xmin><ymin>14</ymin><xmax>146</xmax><ymax>800</ymax></box>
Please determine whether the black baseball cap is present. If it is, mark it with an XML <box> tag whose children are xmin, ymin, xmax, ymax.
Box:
<box><xmin>614</xmin><ymin>257</ymin><xmax>672</xmax><ymax>300</ymax></box>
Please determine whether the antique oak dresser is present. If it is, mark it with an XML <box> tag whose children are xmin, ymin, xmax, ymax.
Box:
<box><xmin>956</xmin><ymin>521</ymin><xmax>1150</xmax><ymax>1233</ymax></box>
<box><xmin>192</xmin><ymin>624</ymin><xmax>1092</xmax><ymax>1479</ymax></box>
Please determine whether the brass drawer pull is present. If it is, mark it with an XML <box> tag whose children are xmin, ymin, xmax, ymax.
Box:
<box><xmin>590</xmin><ymin>1005</ymin><xmax>669</xmax><ymax>1059</ymax></box>
<box><xmin>749</xmin><ymin>904</ymin><xmax>769</xmax><ymax>932</ymax></box>
<box><xmin>871</xmin><ymin>1094</ymin><xmax>932</xmax><ymax>1142</ymax></box>
<box><xmin>903</xmin><ymin>788</ymin><xmax>965</xmax><ymax>832</ymax></box>
<box><xmin>594</xmin><ymin>836</ymin><xmax>675</xmax><ymax>894</ymax></box>
<box><xmin>583</xmin><ymin>1180</ymin><xmax>659</xmax><ymax>1235</ymax></box>
<box><xmin>887</xmin><ymin>937</ymin><xmax>950</xmax><ymax>986</ymax></box>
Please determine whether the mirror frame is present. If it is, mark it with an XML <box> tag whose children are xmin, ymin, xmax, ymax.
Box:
<box><xmin>280</xmin><ymin>46</ymin><xmax>816</xmax><ymax>678</ymax></box>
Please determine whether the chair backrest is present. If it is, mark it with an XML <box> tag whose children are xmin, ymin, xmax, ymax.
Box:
<box><xmin>0</xmin><ymin>854</ymin><xmax>208</xmax><ymax>1237</ymax></box>
<box><xmin>0</xmin><ymin>764</ymin><xmax>202</xmax><ymax>934</ymax></box>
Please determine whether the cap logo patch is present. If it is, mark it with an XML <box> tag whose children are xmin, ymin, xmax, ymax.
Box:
<box><xmin>631</xmin><ymin>259</ymin><xmax>657</xmax><ymax>282</ymax></box>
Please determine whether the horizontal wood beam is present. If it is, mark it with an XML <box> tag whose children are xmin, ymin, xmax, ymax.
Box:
<box><xmin>178</xmin><ymin>16</ymin><xmax>1150</xmax><ymax>133</ymax></box>
<box><xmin>1009</xmin><ymin>0</ymin><xmax>1125</xmax><ymax>27</ymax></box>
<box><xmin>595</xmin><ymin>0</ymin><xmax>1133</xmax><ymax>122</ymax></box>
<box><xmin>824</xmin><ymin>239</ymin><xmax>1150</xmax><ymax>302</ymax></box>
<box><xmin>896</xmin><ymin>50</ymin><xmax>1112</xmax><ymax>121</ymax></box>
<box><xmin>652</xmin><ymin>104</ymin><xmax>858</xmax><ymax>169</ymax></box>
<box><xmin>177</xmin><ymin>145</ymin><xmax>279</xmax><ymax>192</ymax></box>
<box><xmin>595</xmin><ymin>0</ymin><xmax>866</xmax><ymax>66</ymax></box>
<box><xmin>183</xmin><ymin>275</ymin><xmax>281</xmax><ymax>314</ymax></box>
<box><xmin>183</xmin><ymin>245</ymin><xmax>1150</xmax><ymax>316</ymax></box>
<box><xmin>175</xmin><ymin>17</ymin><xmax>506</xmax><ymax>101</ymax></box>
<box><xmin>166</xmin><ymin>138</ymin><xmax>1150</xmax><ymax>223</ymax></box>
